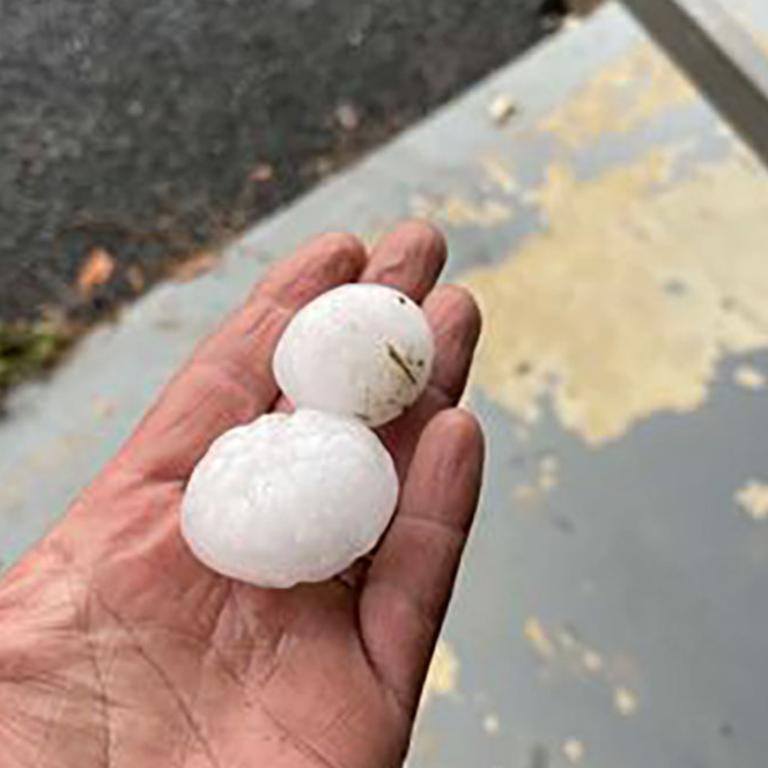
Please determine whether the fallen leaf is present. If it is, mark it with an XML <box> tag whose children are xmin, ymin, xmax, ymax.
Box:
<box><xmin>335</xmin><ymin>102</ymin><xmax>360</xmax><ymax>131</ymax></box>
<box><xmin>250</xmin><ymin>162</ymin><xmax>275</xmax><ymax>182</ymax></box>
<box><xmin>77</xmin><ymin>247</ymin><xmax>115</xmax><ymax>295</ymax></box>
<box><xmin>170</xmin><ymin>253</ymin><xmax>218</xmax><ymax>283</ymax></box>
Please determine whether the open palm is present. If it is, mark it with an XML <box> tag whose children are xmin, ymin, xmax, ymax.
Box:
<box><xmin>0</xmin><ymin>222</ymin><xmax>484</xmax><ymax>768</ymax></box>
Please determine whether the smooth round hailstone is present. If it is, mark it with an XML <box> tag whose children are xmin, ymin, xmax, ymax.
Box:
<box><xmin>274</xmin><ymin>283</ymin><xmax>434</xmax><ymax>427</ymax></box>
<box><xmin>181</xmin><ymin>409</ymin><xmax>399</xmax><ymax>588</ymax></box>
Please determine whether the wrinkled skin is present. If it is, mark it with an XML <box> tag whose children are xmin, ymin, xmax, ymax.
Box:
<box><xmin>0</xmin><ymin>221</ymin><xmax>484</xmax><ymax>768</ymax></box>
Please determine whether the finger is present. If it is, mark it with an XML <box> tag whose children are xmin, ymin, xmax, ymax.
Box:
<box><xmin>122</xmin><ymin>233</ymin><xmax>367</xmax><ymax>480</ymax></box>
<box><xmin>322</xmin><ymin>285</ymin><xmax>481</xmax><ymax>588</ymax></box>
<box><xmin>361</xmin><ymin>219</ymin><xmax>447</xmax><ymax>301</ymax></box>
<box><xmin>379</xmin><ymin>284</ymin><xmax>482</xmax><ymax>478</ymax></box>
<box><xmin>359</xmin><ymin>409</ymin><xmax>484</xmax><ymax>715</ymax></box>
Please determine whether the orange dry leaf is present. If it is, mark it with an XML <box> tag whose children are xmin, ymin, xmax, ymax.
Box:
<box><xmin>77</xmin><ymin>247</ymin><xmax>115</xmax><ymax>295</ymax></box>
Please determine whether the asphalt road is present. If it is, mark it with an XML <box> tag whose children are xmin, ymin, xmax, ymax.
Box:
<box><xmin>0</xmin><ymin>0</ymin><xmax>554</xmax><ymax>324</ymax></box>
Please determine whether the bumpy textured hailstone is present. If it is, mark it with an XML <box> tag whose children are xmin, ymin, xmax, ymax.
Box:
<box><xmin>274</xmin><ymin>283</ymin><xmax>434</xmax><ymax>427</ymax></box>
<box><xmin>181</xmin><ymin>409</ymin><xmax>399</xmax><ymax>587</ymax></box>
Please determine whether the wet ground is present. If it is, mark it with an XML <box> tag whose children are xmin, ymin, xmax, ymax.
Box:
<box><xmin>0</xmin><ymin>0</ymin><xmax>554</xmax><ymax>326</ymax></box>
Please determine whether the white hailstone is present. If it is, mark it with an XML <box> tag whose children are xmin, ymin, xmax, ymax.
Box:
<box><xmin>274</xmin><ymin>283</ymin><xmax>434</xmax><ymax>427</ymax></box>
<box><xmin>182</xmin><ymin>282</ymin><xmax>433</xmax><ymax>587</ymax></box>
<box><xmin>181</xmin><ymin>409</ymin><xmax>399</xmax><ymax>588</ymax></box>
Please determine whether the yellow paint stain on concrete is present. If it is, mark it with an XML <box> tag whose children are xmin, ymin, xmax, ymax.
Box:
<box><xmin>513</xmin><ymin>454</ymin><xmax>561</xmax><ymax>504</ymax></box>
<box><xmin>482</xmin><ymin>713</ymin><xmax>501</xmax><ymax>735</ymax></box>
<box><xmin>735</xmin><ymin>480</ymin><xmax>768</xmax><ymax>521</ymax></box>
<box><xmin>515</xmin><ymin>423</ymin><xmax>531</xmax><ymax>443</ymax></box>
<box><xmin>422</xmin><ymin>640</ymin><xmax>460</xmax><ymax>706</ymax></box>
<box><xmin>481</xmin><ymin>156</ymin><xmax>519</xmax><ymax>195</ymax></box>
<box><xmin>523</xmin><ymin>617</ymin><xmax>556</xmax><ymax>659</ymax></box>
<box><xmin>556</xmin><ymin>625</ymin><xmax>578</xmax><ymax>651</ymax></box>
<box><xmin>562</xmin><ymin>738</ymin><xmax>586</xmax><ymax>764</ymax></box>
<box><xmin>92</xmin><ymin>396</ymin><xmax>117</xmax><ymax>419</ymax></box>
<box><xmin>614</xmin><ymin>685</ymin><xmax>639</xmax><ymax>716</ymax></box>
<box><xmin>541</xmin><ymin>44</ymin><xmax>696</xmax><ymax>148</ymax></box>
<box><xmin>733</xmin><ymin>365</ymin><xmax>766</xmax><ymax>391</ymax></box>
<box><xmin>538</xmin><ymin>454</ymin><xmax>560</xmax><ymax>490</ymax></box>
<box><xmin>462</xmin><ymin>146</ymin><xmax>768</xmax><ymax>444</ymax></box>
<box><xmin>582</xmin><ymin>650</ymin><xmax>604</xmax><ymax>674</ymax></box>
<box><xmin>513</xmin><ymin>483</ymin><xmax>539</xmax><ymax>502</ymax></box>
<box><xmin>411</xmin><ymin>193</ymin><xmax>513</xmax><ymax>227</ymax></box>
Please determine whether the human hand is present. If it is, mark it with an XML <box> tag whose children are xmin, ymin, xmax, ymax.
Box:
<box><xmin>0</xmin><ymin>221</ymin><xmax>484</xmax><ymax>768</ymax></box>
